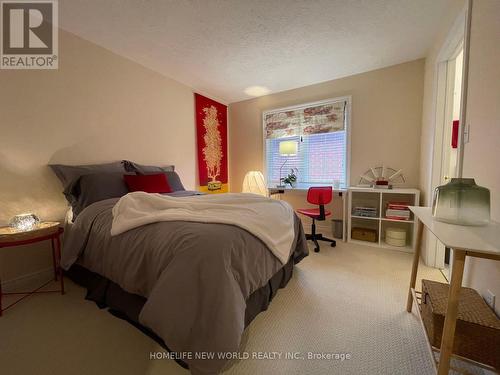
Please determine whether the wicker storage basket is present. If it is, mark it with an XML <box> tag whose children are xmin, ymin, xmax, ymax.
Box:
<box><xmin>351</xmin><ymin>227</ymin><xmax>377</xmax><ymax>242</ymax></box>
<box><xmin>421</xmin><ymin>279</ymin><xmax>500</xmax><ymax>369</ymax></box>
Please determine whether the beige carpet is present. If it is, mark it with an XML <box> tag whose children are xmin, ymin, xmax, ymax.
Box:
<box><xmin>0</xmin><ymin>241</ymin><xmax>485</xmax><ymax>375</ymax></box>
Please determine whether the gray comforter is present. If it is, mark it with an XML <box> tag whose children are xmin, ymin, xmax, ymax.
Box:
<box><xmin>62</xmin><ymin>197</ymin><xmax>308</xmax><ymax>375</ymax></box>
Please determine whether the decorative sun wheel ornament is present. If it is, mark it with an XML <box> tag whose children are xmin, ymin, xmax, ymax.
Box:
<box><xmin>358</xmin><ymin>166</ymin><xmax>405</xmax><ymax>188</ymax></box>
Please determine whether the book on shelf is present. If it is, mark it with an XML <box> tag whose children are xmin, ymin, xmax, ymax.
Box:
<box><xmin>354</xmin><ymin>206</ymin><xmax>377</xmax><ymax>211</ymax></box>
<box><xmin>385</xmin><ymin>207</ymin><xmax>411</xmax><ymax>221</ymax></box>
<box><xmin>387</xmin><ymin>202</ymin><xmax>411</xmax><ymax>210</ymax></box>
<box><xmin>353</xmin><ymin>206</ymin><xmax>378</xmax><ymax>218</ymax></box>
<box><xmin>386</xmin><ymin>208</ymin><xmax>410</xmax><ymax>216</ymax></box>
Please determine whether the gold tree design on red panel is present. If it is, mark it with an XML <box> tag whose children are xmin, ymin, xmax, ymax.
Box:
<box><xmin>202</xmin><ymin>105</ymin><xmax>223</xmax><ymax>189</ymax></box>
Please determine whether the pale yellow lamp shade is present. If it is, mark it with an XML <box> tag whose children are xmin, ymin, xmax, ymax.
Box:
<box><xmin>242</xmin><ymin>171</ymin><xmax>268</xmax><ymax>196</ymax></box>
<box><xmin>279</xmin><ymin>140</ymin><xmax>298</xmax><ymax>156</ymax></box>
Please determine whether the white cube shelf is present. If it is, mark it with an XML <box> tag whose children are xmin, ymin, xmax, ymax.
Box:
<box><xmin>348</xmin><ymin>187</ymin><xmax>420</xmax><ymax>252</ymax></box>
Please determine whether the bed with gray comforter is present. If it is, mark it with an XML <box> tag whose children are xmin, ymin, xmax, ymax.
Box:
<box><xmin>62</xmin><ymin>196</ymin><xmax>308</xmax><ymax>375</ymax></box>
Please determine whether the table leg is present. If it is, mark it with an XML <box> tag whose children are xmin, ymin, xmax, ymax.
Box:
<box><xmin>55</xmin><ymin>234</ymin><xmax>65</xmax><ymax>295</ymax></box>
<box><xmin>51</xmin><ymin>237</ymin><xmax>58</xmax><ymax>281</ymax></box>
<box><xmin>437</xmin><ymin>249</ymin><xmax>466</xmax><ymax>375</ymax></box>
<box><xmin>341</xmin><ymin>192</ymin><xmax>346</xmax><ymax>242</ymax></box>
<box><xmin>0</xmin><ymin>273</ymin><xmax>3</xmax><ymax>317</ymax></box>
<box><xmin>406</xmin><ymin>219</ymin><xmax>423</xmax><ymax>312</ymax></box>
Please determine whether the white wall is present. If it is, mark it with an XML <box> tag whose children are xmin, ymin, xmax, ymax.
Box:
<box><xmin>229</xmin><ymin>59</ymin><xmax>425</xmax><ymax>192</ymax></box>
<box><xmin>461</xmin><ymin>0</ymin><xmax>500</xmax><ymax>315</ymax></box>
<box><xmin>0</xmin><ymin>29</ymin><xmax>197</xmax><ymax>281</ymax></box>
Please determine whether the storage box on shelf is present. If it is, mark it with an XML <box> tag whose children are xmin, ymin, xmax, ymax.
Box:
<box><xmin>407</xmin><ymin>207</ymin><xmax>500</xmax><ymax>374</ymax></box>
<box><xmin>351</xmin><ymin>227</ymin><xmax>378</xmax><ymax>242</ymax></box>
<box><xmin>420</xmin><ymin>279</ymin><xmax>500</xmax><ymax>371</ymax></box>
<box><xmin>385</xmin><ymin>227</ymin><xmax>407</xmax><ymax>247</ymax></box>
<box><xmin>347</xmin><ymin>187</ymin><xmax>420</xmax><ymax>252</ymax></box>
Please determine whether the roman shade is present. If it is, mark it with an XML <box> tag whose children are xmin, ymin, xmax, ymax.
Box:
<box><xmin>264</xmin><ymin>99</ymin><xmax>346</xmax><ymax>139</ymax></box>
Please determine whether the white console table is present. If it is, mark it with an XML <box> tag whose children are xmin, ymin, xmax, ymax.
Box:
<box><xmin>407</xmin><ymin>206</ymin><xmax>500</xmax><ymax>374</ymax></box>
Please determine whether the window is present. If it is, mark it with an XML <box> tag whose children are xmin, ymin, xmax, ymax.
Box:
<box><xmin>263</xmin><ymin>97</ymin><xmax>349</xmax><ymax>188</ymax></box>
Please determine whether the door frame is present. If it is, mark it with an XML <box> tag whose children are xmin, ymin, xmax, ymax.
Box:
<box><xmin>433</xmin><ymin>44</ymin><xmax>463</xmax><ymax>192</ymax></box>
<box><xmin>424</xmin><ymin>8</ymin><xmax>466</xmax><ymax>269</ymax></box>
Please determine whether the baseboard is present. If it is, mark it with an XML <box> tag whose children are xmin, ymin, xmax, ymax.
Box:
<box><xmin>1</xmin><ymin>267</ymin><xmax>54</xmax><ymax>292</ymax></box>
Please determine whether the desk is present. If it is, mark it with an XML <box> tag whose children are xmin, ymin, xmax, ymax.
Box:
<box><xmin>406</xmin><ymin>207</ymin><xmax>500</xmax><ymax>374</ymax></box>
<box><xmin>268</xmin><ymin>182</ymin><xmax>347</xmax><ymax>192</ymax></box>
<box><xmin>268</xmin><ymin>184</ymin><xmax>347</xmax><ymax>241</ymax></box>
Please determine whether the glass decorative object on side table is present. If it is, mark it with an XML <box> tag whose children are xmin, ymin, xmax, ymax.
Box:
<box><xmin>9</xmin><ymin>213</ymin><xmax>41</xmax><ymax>231</ymax></box>
<box><xmin>432</xmin><ymin>178</ymin><xmax>490</xmax><ymax>226</ymax></box>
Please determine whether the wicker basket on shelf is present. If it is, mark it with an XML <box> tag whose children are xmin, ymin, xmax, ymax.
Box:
<box><xmin>421</xmin><ymin>279</ymin><xmax>500</xmax><ymax>370</ymax></box>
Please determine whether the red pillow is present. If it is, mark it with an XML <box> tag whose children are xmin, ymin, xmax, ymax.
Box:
<box><xmin>123</xmin><ymin>173</ymin><xmax>172</xmax><ymax>193</ymax></box>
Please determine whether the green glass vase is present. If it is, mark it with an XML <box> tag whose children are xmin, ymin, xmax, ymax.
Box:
<box><xmin>432</xmin><ymin>178</ymin><xmax>490</xmax><ymax>226</ymax></box>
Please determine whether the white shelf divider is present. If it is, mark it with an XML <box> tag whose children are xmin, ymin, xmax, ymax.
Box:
<box><xmin>351</xmin><ymin>215</ymin><xmax>379</xmax><ymax>220</ymax></box>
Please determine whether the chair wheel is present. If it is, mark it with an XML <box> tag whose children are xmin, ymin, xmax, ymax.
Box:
<box><xmin>314</xmin><ymin>247</ymin><xmax>320</xmax><ymax>253</ymax></box>
<box><xmin>330</xmin><ymin>242</ymin><xmax>336</xmax><ymax>247</ymax></box>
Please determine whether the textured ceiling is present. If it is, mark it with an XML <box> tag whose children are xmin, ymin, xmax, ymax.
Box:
<box><xmin>59</xmin><ymin>0</ymin><xmax>454</xmax><ymax>103</ymax></box>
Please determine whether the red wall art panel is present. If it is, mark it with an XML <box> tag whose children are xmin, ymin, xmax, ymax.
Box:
<box><xmin>195</xmin><ymin>93</ymin><xmax>228</xmax><ymax>193</ymax></box>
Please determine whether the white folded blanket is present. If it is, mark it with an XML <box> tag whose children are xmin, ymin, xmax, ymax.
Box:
<box><xmin>111</xmin><ymin>191</ymin><xmax>295</xmax><ymax>264</ymax></box>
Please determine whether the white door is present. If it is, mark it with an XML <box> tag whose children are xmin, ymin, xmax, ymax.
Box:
<box><xmin>436</xmin><ymin>48</ymin><xmax>463</xmax><ymax>281</ymax></box>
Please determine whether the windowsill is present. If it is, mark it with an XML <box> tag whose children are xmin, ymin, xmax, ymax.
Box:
<box><xmin>268</xmin><ymin>183</ymin><xmax>347</xmax><ymax>192</ymax></box>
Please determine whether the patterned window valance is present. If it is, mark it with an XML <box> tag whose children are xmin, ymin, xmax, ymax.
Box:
<box><xmin>264</xmin><ymin>99</ymin><xmax>346</xmax><ymax>139</ymax></box>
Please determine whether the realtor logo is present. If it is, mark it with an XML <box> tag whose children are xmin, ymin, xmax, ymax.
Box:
<box><xmin>1</xmin><ymin>0</ymin><xmax>58</xmax><ymax>69</ymax></box>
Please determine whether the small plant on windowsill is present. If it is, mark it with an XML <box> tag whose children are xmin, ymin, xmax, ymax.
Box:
<box><xmin>281</xmin><ymin>168</ymin><xmax>298</xmax><ymax>188</ymax></box>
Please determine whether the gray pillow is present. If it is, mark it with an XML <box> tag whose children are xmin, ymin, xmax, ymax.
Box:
<box><xmin>122</xmin><ymin>160</ymin><xmax>175</xmax><ymax>174</ymax></box>
<box><xmin>68</xmin><ymin>172</ymin><xmax>130</xmax><ymax>219</ymax></box>
<box><xmin>50</xmin><ymin>161</ymin><xmax>125</xmax><ymax>190</ymax></box>
<box><xmin>164</xmin><ymin>171</ymin><xmax>185</xmax><ymax>191</ymax></box>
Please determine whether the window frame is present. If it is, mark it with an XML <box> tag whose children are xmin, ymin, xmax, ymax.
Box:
<box><xmin>262</xmin><ymin>96</ymin><xmax>352</xmax><ymax>188</ymax></box>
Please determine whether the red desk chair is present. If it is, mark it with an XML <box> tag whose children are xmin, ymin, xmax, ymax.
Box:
<box><xmin>296</xmin><ymin>186</ymin><xmax>336</xmax><ymax>253</ymax></box>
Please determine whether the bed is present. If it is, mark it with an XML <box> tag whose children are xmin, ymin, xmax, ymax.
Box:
<box><xmin>52</xmin><ymin>161</ymin><xmax>308</xmax><ymax>375</ymax></box>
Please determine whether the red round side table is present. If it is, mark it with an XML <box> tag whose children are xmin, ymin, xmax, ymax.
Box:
<box><xmin>0</xmin><ymin>222</ymin><xmax>64</xmax><ymax>316</ymax></box>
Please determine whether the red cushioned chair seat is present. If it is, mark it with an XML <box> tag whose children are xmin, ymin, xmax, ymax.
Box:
<box><xmin>296</xmin><ymin>208</ymin><xmax>332</xmax><ymax>219</ymax></box>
